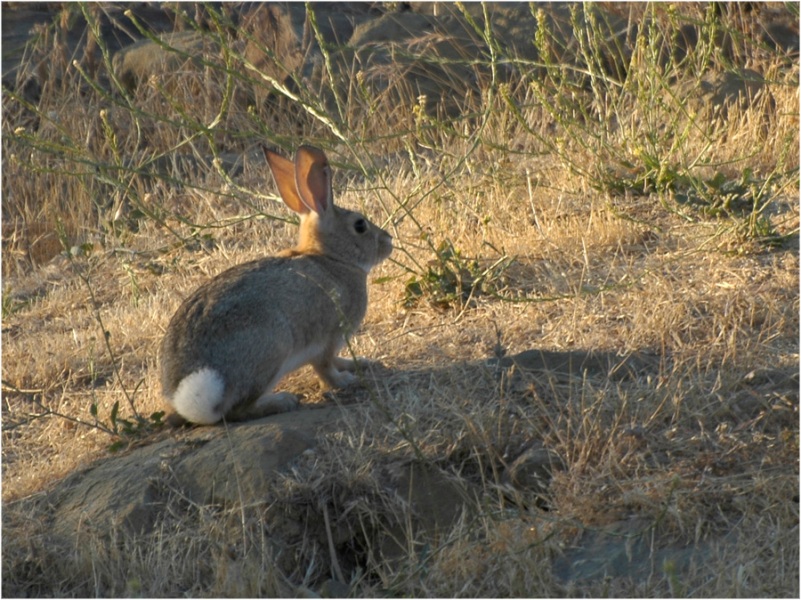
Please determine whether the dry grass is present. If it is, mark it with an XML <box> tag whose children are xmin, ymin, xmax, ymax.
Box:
<box><xmin>2</xmin><ymin>2</ymin><xmax>799</xmax><ymax>597</ymax></box>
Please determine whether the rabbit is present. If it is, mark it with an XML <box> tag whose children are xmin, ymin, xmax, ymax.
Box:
<box><xmin>159</xmin><ymin>144</ymin><xmax>393</xmax><ymax>425</ymax></box>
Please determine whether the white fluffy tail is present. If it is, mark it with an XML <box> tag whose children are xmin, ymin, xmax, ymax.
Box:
<box><xmin>170</xmin><ymin>368</ymin><xmax>226</xmax><ymax>425</ymax></box>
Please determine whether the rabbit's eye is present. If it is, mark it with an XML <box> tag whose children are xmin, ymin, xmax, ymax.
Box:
<box><xmin>354</xmin><ymin>218</ymin><xmax>368</xmax><ymax>234</ymax></box>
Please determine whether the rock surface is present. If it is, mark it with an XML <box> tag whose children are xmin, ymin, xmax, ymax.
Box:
<box><xmin>5</xmin><ymin>402</ymin><xmax>482</xmax><ymax>574</ymax></box>
<box><xmin>45</xmin><ymin>406</ymin><xmax>331</xmax><ymax>540</ymax></box>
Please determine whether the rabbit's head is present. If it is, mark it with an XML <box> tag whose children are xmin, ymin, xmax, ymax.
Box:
<box><xmin>264</xmin><ymin>145</ymin><xmax>393</xmax><ymax>272</ymax></box>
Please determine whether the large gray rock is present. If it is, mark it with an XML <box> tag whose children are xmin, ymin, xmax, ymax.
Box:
<box><xmin>44</xmin><ymin>406</ymin><xmax>339</xmax><ymax>540</ymax></box>
<box><xmin>2</xmin><ymin>401</ymin><xmax>485</xmax><ymax>595</ymax></box>
<box><xmin>7</xmin><ymin>401</ymin><xmax>482</xmax><ymax>562</ymax></box>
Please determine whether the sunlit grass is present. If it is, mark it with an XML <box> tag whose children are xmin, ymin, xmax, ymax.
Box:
<box><xmin>2</xmin><ymin>2</ymin><xmax>798</xmax><ymax>597</ymax></box>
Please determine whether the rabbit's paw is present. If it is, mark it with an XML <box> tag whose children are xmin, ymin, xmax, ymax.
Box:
<box><xmin>230</xmin><ymin>392</ymin><xmax>299</xmax><ymax>421</ymax></box>
<box><xmin>255</xmin><ymin>391</ymin><xmax>300</xmax><ymax>414</ymax></box>
<box><xmin>314</xmin><ymin>362</ymin><xmax>360</xmax><ymax>389</ymax></box>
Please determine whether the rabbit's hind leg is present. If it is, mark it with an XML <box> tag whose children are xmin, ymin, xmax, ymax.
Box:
<box><xmin>227</xmin><ymin>392</ymin><xmax>299</xmax><ymax>421</ymax></box>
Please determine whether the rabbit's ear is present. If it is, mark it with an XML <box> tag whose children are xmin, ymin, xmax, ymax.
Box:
<box><xmin>295</xmin><ymin>145</ymin><xmax>332</xmax><ymax>215</ymax></box>
<box><xmin>264</xmin><ymin>146</ymin><xmax>310</xmax><ymax>215</ymax></box>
